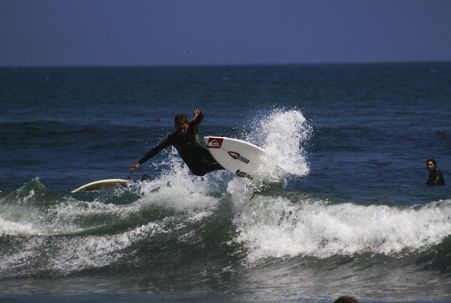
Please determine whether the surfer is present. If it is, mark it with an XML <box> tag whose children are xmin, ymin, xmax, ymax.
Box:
<box><xmin>425</xmin><ymin>158</ymin><xmax>445</xmax><ymax>186</ymax></box>
<box><xmin>130</xmin><ymin>108</ymin><xmax>224</xmax><ymax>176</ymax></box>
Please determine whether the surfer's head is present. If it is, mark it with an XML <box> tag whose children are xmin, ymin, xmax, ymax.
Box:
<box><xmin>334</xmin><ymin>296</ymin><xmax>359</xmax><ymax>303</ymax></box>
<box><xmin>175</xmin><ymin>113</ymin><xmax>189</xmax><ymax>135</ymax></box>
<box><xmin>426</xmin><ymin>158</ymin><xmax>437</xmax><ymax>172</ymax></box>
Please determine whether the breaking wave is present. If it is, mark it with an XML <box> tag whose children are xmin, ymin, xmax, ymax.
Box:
<box><xmin>1</xmin><ymin>108</ymin><xmax>450</xmax><ymax>282</ymax></box>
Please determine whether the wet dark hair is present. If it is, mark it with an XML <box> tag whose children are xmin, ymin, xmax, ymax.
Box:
<box><xmin>426</xmin><ymin>158</ymin><xmax>437</xmax><ymax>166</ymax></box>
<box><xmin>334</xmin><ymin>296</ymin><xmax>359</xmax><ymax>303</ymax></box>
<box><xmin>174</xmin><ymin>113</ymin><xmax>188</xmax><ymax>128</ymax></box>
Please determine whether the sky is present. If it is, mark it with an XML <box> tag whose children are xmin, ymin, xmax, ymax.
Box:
<box><xmin>1</xmin><ymin>0</ymin><xmax>451</xmax><ymax>66</ymax></box>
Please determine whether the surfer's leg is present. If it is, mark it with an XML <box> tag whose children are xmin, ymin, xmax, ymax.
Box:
<box><xmin>188</xmin><ymin>159</ymin><xmax>223</xmax><ymax>176</ymax></box>
<box><xmin>200</xmin><ymin>148</ymin><xmax>224</xmax><ymax>172</ymax></box>
<box><xmin>188</xmin><ymin>147</ymin><xmax>224</xmax><ymax>176</ymax></box>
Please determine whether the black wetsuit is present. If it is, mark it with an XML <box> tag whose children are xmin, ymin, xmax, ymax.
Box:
<box><xmin>426</xmin><ymin>168</ymin><xmax>445</xmax><ymax>186</ymax></box>
<box><xmin>138</xmin><ymin>112</ymin><xmax>223</xmax><ymax>176</ymax></box>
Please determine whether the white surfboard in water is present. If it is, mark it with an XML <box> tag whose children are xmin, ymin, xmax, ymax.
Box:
<box><xmin>204</xmin><ymin>136</ymin><xmax>271</xmax><ymax>179</ymax></box>
<box><xmin>71</xmin><ymin>179</ymin><xmax>130</xmax><ymax>193</ymax></box>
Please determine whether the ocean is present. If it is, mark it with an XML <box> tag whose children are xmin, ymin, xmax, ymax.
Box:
<box><xmin>1</xmin><ymin>63</ymin><xmax>451</xmax><ymax>303</ymax></box>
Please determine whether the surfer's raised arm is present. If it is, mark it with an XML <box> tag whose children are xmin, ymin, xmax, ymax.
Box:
<box><xmin>191</xmin><ymin>108</ymin><xmax>203</xmax><ymax>126</ymax></box>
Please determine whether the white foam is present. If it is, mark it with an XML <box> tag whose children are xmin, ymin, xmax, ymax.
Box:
<box><xmin>39</xmin><ymin>156</ymin><xmax>222</xmax><ymax>236</ymax></box>
<box><xmin>245</xmin><ymin>109</ymin><xmax>311</xmax><ymax>177</ymax></box>
<box><xmin>226</xmin><ymin>108</ymin><xmax>312</xmax><ymax>206</ymax></box>
<box><xmin>137</xmin><ymin>155</ymin><xmax>221</xmax><ymax>211</ymax></box>
<box><xmin>0</xmin><ymin>216</ymin><xmax>39</xmax><ymax>235</ymax></box>
<box><xmin>235</xmin><ymin>196</ymin><xmax>451</xmax><ymax>262</ymax></box>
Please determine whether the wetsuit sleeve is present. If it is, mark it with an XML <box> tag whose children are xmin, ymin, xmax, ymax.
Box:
<box><xmin>138</xmin><ymin>134</ymin><xmax>173</xmax><ymax>165</ymax></box>
<box><xmin>190</xmin><ymin>110</ymin><xmax>204</xmax><ymax>126</ymax></box>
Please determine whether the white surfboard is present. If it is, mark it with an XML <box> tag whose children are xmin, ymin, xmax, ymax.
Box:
<box><xmin>71</xmin><ymin>178</ymin><xmax>130</xmax><ymax>193</ymax></box>
<box><xmin>204</xmin><ymin>136</ymin><xmax>269</xmax><ymax>179</ymax></box>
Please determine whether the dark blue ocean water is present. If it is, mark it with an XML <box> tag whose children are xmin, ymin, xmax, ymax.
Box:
<box><xmin>1</xmin><ymin>63</ymin><xmax>451</xmax><ymax>303</ymax></box>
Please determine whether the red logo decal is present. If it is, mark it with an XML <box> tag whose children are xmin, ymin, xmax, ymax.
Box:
<box><xmin>207</xmin><ymin>137</ymin><xmax>223</xmax><ymax>148</ymax></box>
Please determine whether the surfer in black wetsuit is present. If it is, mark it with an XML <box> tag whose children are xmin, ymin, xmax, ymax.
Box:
<box><xmin>130</xmin><ymin>108</ymin><xmax>223</xmax><ymax>176</ymax></box>
<box><xmin>426</xmin><ymin>158</ymin><xmax>445</xmax><ymax>186</ymax></box>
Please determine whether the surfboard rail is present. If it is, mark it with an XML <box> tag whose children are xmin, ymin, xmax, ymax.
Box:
<box><xmin>71</xmin><ymin>178</ymin><xmax>130</xmax><ymax>193</ymax></box>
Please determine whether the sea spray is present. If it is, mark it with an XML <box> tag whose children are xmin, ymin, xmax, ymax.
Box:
<box><xmin>228</xmin><ymin>108</ymin><xmax>311</xmax><ymax>207</ymax></box>
<box><xmin>245</xmin><ymin>108</ymin><xmax>311</xmax><ymax>177</ymax></box>
<box><xmin>139</xmin><ymin>154</ymin><xmax>222</xmax><ymax>211</ymax></box>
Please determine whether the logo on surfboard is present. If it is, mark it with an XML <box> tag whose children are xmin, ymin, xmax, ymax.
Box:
<box><xmin>228</xmin><ymin>151</ymin><xmax>240</xmax><ymax>159</ymax></box>
<box><xmin>236</xmin><ymin>170</ymin><xmax>252</xmax><ymax>179</ymax></box>
<box><xmin>228</xmin><ymin>151</ymin><xmax>250</xmax><ymax>164</ymax></box>
<box><xmin>207</xmin><ymin>137</ymin><xmax>224</xmax><ymax>148</ymax></box>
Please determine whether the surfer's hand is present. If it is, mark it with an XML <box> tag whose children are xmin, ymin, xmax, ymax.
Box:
<box><xmin>193</xmin><ymin>108</ymin><xmax>201</xmax><ymax>119</ymax></box>
<box><xmin>129</xmin><ymin>163</ymin><xmax>140</xmax><ymax>171</ymax></box>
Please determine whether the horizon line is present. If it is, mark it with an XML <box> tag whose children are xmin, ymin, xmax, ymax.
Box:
<box><xmin>1</xmin><ymin>59</ymin><xmax>451</xmax><ymax>69</ymax></box>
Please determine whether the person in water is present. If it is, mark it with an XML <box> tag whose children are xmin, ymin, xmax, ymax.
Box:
<box><xmin>425</xmin><ymin>158</ymin><xmax>445</xmax><ymax>186</ymax></box>
<box><xmin>334</xmin><ymin>296</ymin><xmax>359</xmax><ymax>303</ymax></box>
<box><xmin>130</xmin><ymin>108</ymin><xmax>223</xmax><ymax>176</ymax></box>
